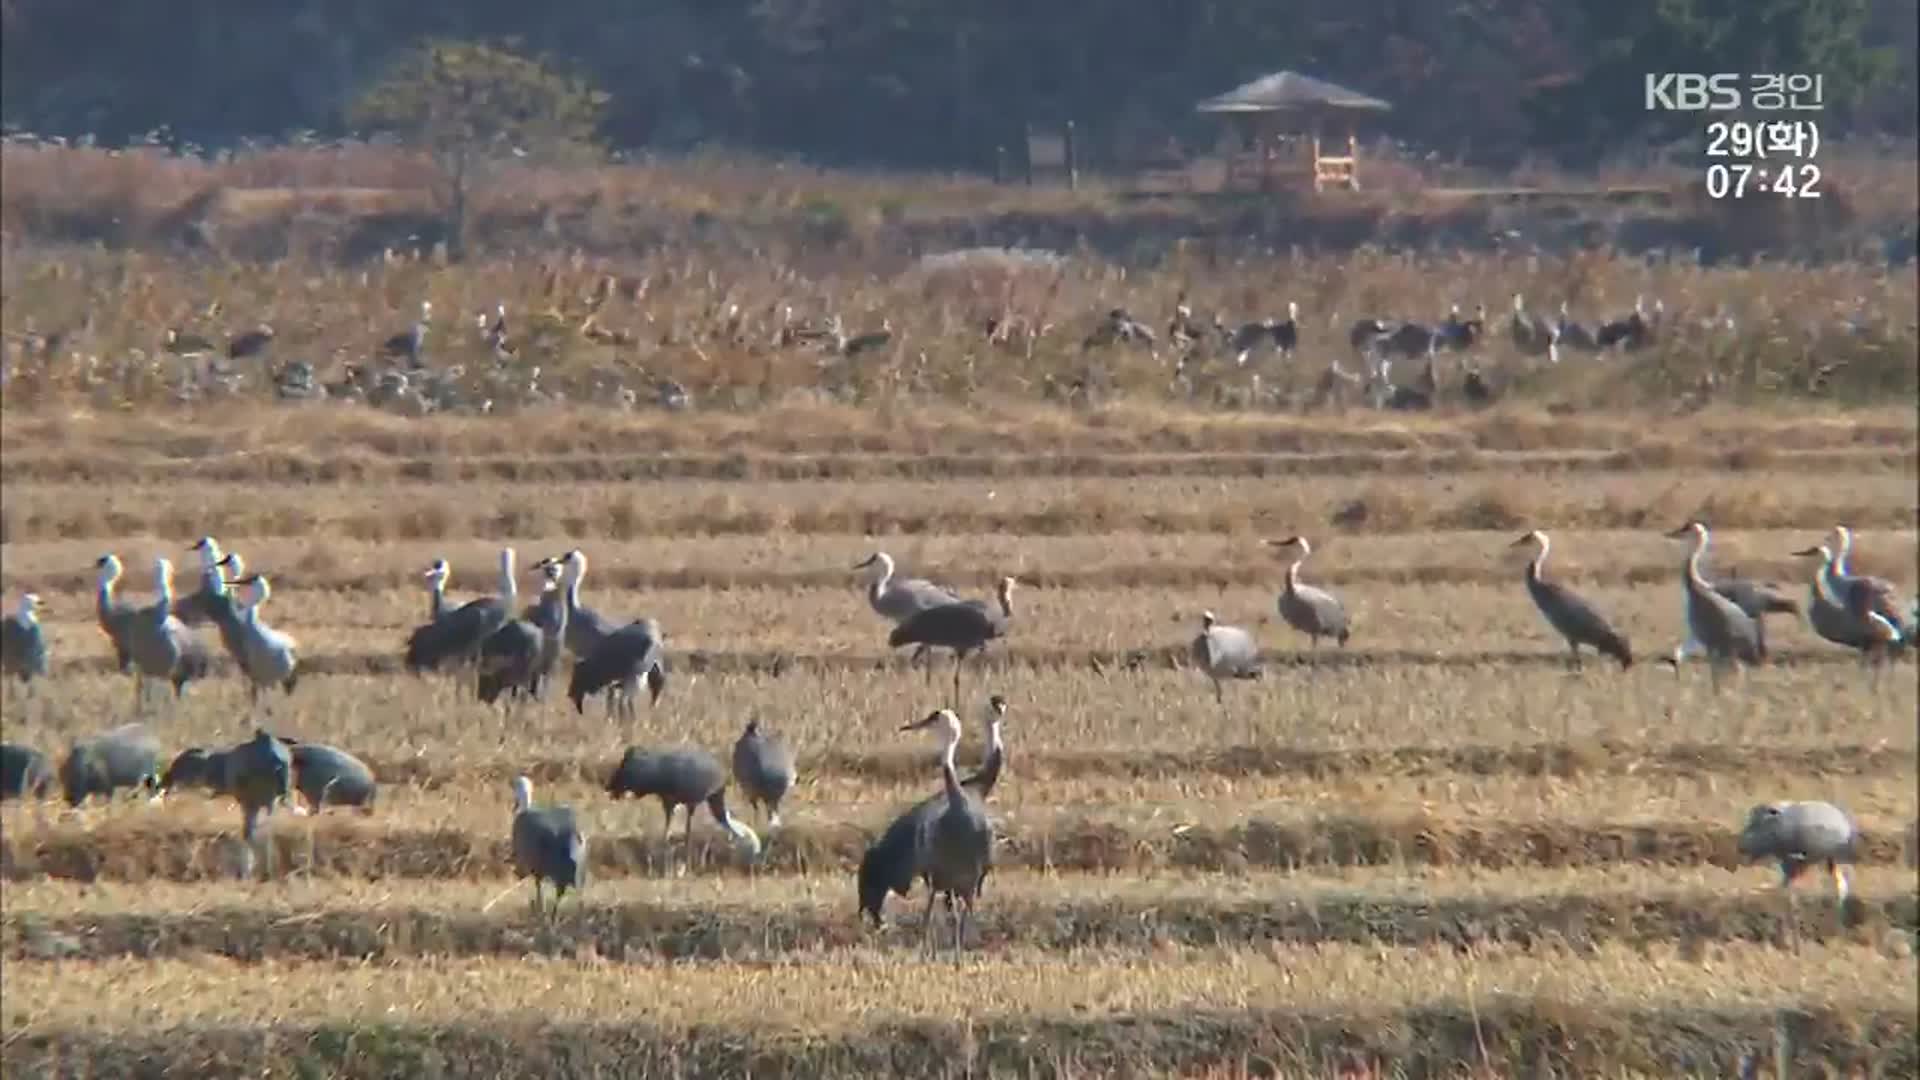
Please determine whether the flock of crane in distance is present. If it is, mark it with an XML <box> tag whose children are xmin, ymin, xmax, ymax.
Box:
<box><xmin>0</xmin><ymin>513</ymin><xmax>1912</xmax><ymax>947</ymax></box>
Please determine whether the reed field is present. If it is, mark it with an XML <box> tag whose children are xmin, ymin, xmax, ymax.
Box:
<box><xmin>2</xmin><ymin>159</ymin><xmax>1919</xmax><ymax>1075</ymax></box>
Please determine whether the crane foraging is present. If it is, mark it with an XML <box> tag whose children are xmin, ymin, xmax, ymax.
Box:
<box><xmin>1737</xmin><ymin>800</ymin><xmax>1857</xmax><ymax>904</ymax></box>
<box><xmin>1264</xmin><ymin>536</ymin><xmax>1352</xmax><ymax>649</ymax></box>
<box><xmin>605</xmin><ymin>746</ymin><xmax>761</xmax><ymax>872</ymax></box>
<box><xmin>732</xmin><ymin>718</ymin><xmax>797</xmax><ymax>830</ymax></box>
<box><xmin>897</xmin><ymin>708</ymin><xmax>994</xmax><ymax>953</ymax></box>
<box><xmin>1</xmin><ymin>743</ymin><xmax>55</xmax><ymax>801</ymax></box>
<box><xmin>511</xmin><ymin>775</ymin><xmax>587</xmax><ymax>918</ymax></box>
<box><xmin>1665</xmin><ymin>521</ymin><xmax>1761</xmax><ymax>689</ymax></box>
<box><xmin>569</xmin><ymin>618</ymin><xmax>671</xmax><ymax>723</ymax></box>
<box><xmin>887</xmin><ymin>576</ymin><xmax>1018</xmax><ymax>706</ymax></box>
<box><xmin>1191</xmin><ymin>611</ymin><xmax>1261</xmax><ymax>707</ymax></box>
<box><xmin>60</xmin><ymin>723</ymin><xmax>163</xmax><ymax>807</ymax></box>
<box><xmin>1509</xmin><ymin>531</ymin><xmax>1633</xmax><ymax>670</ymax></box>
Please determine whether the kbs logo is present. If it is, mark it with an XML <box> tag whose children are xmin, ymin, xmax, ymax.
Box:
<box><xmin>1644</xmin><ymin>73</ymin><xmax>1742</xmax><ymax>112</ymax></box>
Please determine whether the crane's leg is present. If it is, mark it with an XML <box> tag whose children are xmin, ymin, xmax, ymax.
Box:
<box><xmin>921</xmin><ymin>887</ymin><xmax>938</xmax><ymax>955</ymax></box>
<box><xmin>683</xmin><ymin>807</ymin><xmax>697</xmax><ymax>877</ymax></box>
<box><xmin>1566</xmin><ymin>642</ymin><xmax>1582</xmax><ymax>672</ymax></box>
<box><xmin>658</xmin><ymin>804</ymin><xmax>675</xmax><ymax>877</ymax></box>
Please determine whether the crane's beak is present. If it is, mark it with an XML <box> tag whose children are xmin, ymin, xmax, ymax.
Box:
<box><xmin>851</xmin><ymin>556</ymin><xmax>876</xmax><ymax>570</ymax></box>
<box><xmin>1663</xmin><ymin>524</ymin><xmax>1694</xmax><ymax>539</ymax></box>
<box><xmin>1789</xmin><ymin>546</ymin><xmax>1822</xmax><ymax>558</ymax></box>
<box><xmin>1507</xmin><ymin>533</ymin><xmax>1533</xmax><ymax>548</ymax></box>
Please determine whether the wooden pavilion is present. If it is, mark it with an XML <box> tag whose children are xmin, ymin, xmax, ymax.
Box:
<box><xmin>1195</xmin><ymin>71</ymin><xmax>1391</xmax><ymax>193</ymax></box>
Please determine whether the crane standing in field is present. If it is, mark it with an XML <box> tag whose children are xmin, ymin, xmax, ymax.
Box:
<box><xmin>1665</xmin><ymin>521</ymin><xmax>1761</xmax><ymax>690</ymax></box>
<box><xmin>859</xmin><ymin>695</ymin><xmax>1011</xmax><ymax>928</ymax></box>
<box><xmin>404</xmin><ymin>548</ymin><xmax>519</xmax><ymax>691</ymax></box>
<box><xmin>510</xmin><ymin>774</ymin><xmax>587</xmax><ymax>918</ymax></box>
<box><xmin>2</xmin><ymin>592</ymin><xmax>49</xmax><ymax>691</ymax></box>
<box><xmin>1824</xmin><ymin>525</ymin><xmax>1912</xmax><ymax>648</ymax></box>
<box><xmin>855</xmin><ymin>551</ymin><xmax>961</xmax><ymax>677</ymax></box>
<box><xmin>1264</xmin><ymin>535</ymin><xmax>1351</xmax><ymax>650</ymax></box>
<box><xmin>1509</xmin><ymin>530</ymin><xmax>1633</xmax><ymax>670</ymax></box>
<box><xmin>898</xmin><ymin>708</ymin><xmax>994</xmax><ymax>954</ymax></box>
<box><xmin>226</xmin><ymin>573</ymin><xmax>301</xmax><ymax>709</ymax></box>
<box><xmin>887</xmin><ymin>576</ymin><xmax>1018</xmax><ymax>707</ymax></box>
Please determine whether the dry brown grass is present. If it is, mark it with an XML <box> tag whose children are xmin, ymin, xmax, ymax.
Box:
<box><xmin>1</xmin><ymin>394</ymin><xmax>1915</xmax><ymax>1074</ymax></box>
<box><xmin>2</xmin><ymin>468</ymin><xmax>1916</xmax><ymax>552</ymax></box>
<box><xmin>5</xmin><ymin>867</ymin><xmax>1915</xmax><ymax>963</ymax></box>
<box><xmin>3</xmin><ymin>944</ymin><xmax>1911</xmax><ymax>1077</ymax></box>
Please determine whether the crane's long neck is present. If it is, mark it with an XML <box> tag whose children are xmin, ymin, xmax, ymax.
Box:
<box><xmin>1683</xmin><ymin>531</ymin><xmax>1711</xmax><ymax>594</ymax></box>
<box><xmin>1527</xmin><ymin>539</ymin><xmax>1549</xmax><ymax>585</ymax></box>
<box><xmin>97</xmin><ymin>568</ymin><xmax>119</xmax><ymax>616</ymax></box>
<box><xmin>996</xmin><ymin>582</ymin><xmax>1015</xmax><ymax>618</ymax></box>
<box><xmin>1829</xmin><ymin>532</ymin><xmax>1854</xmax><ymax>581</ymax></box>
<box><xmin>565</xmin><ymin>561</ymin><xmax>586</xmax><ymax>612</ymax></box>
<box><xmin>940</xmin><ymin>729</ymin><xmax>963</xmax><ymax>803</ymax></box>
<box><xmin>498</xmin><ymin>559</ymin><xmax>517</xmax><ymax>610</ymax></box>
<box><xmin>1286</xmin><ymin>557</ymin><xmax>1304</xmax><ymax>593</ymax></box>
<box><xmin>868</xmin><ymin>558</ymin><xmax>894</xmax><ymax>604</ymax></box>
<box><xmin>1808</xmin><ymin>548</ymin><xmax>1845</xmax><ymax>609</ymax></box>
<box><xmin>17</xmin><ymin>598</ymin><xmax>37</xmax><ymax>625</ymax></box>
<box><xmin>428</xmin><ymin>576</ymin><xmax>446</xmax><ymax>621</ymax></box>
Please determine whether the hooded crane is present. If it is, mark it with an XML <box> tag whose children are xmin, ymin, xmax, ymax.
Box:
<box><xmin>515</xmin><ymin>557</ymin><xmax>569</xmax><ymax>701</ymax></box>
<box><xmin>1264</xmin><ymin>536</ymin><xmax>1352</xmax><ymax>649</ymax></box>
<box><xmin>1792</xmin><ymin>544</ymin><xmax>1901</xmax><ymax>660</ymax></box>
<box><xmin>511</xmin><ymin>775</ymin><xmax>587</xmax><ymax>918</ymax></box>
<box><xmin>551</xmin><ymin>549</ymin><xmax>666</xmax><ymax>715</ymax></box>
<box><xmin>2</xmin><ymin>592</ymin><xmax>49</xmax><ymax>690</ymax></box>
<box><xmin>60</xmin><ymin>723</ymin><xmax>162</xmax><ymax>807</ymax></box>
<box><xmin>93</xmin><ymin>554</ymin><xmax>138</xmax><ymax>674</ymax></box>
<box><xmin>285</xmin><ymin>741</ymin><xmax>378</xmax><ymax>813</ymax></box>
<box><xmin>227</xmin><ymin>729</ymin><xmax>298</xmax><ymax>871</ymax></box>
<box><xmin>381</xmin><ymin>300</ymin><xmax>432</xmax><ymax>366</ymax></box>
<box><xmin>474</xmin><ymin>557</ymin><xmax>558</xmax><ymax>709</ymax></box>
<box><xmin>1510</xmin><ymin>530</ymin><xmax>1633</xmax><ymax>670</ymax></box>
<box><xmin>856</xmin><ymin>551</ymin><xmax>961</xmax><ymax>674</ymax></box>
<box><xmin>225</xmin><ymin>573</ymin><xmax>300</xmax><ymax>707</ymax></box>
<box><xmin>1825</xmin><ymin>526</ymin><xmax>1911</xmax><ymax>647</ymax></box>
<box><xmin>887</xmin><ymin>576</ymin><xmax>1017</xmax><ymax>706</ymax></box>
<box><xmin>1665</xmin><ymin>521</ymin><xmax>1761</xmax><ymax>689</ymax></box>
<box><xmin>569</xmin><ymin>618</ymin><xmax>670</xmax><ymax>723</ymax></box>
<box><xmin>732</xmin><ymin>718</ymin><xmax>797</xmax><ymax>831</ymax></box>
<box><xmin>1737</xmin><ymin>800</ymin><xmax>1857</xmax><ymax>905</ymax></box>
<box><xmin>404</xmin><ymin>547</ymin><xmax>518</xmax><ymax>683</ymax></box>
<box><xmin>126</xmin><ymin>557</ymin><xmax>213</xmax><ymax>711</ymax></box>
<box><xmin>898</xmin><ymin>708</ymin><xmax>994</xmax><ymax>953</ymax></box>
<box><xmin>605</xmin><ymin>746</ymin><xmax>761</xmax><ymax>872</ymax></box>
<box><xmin>173</xmin><ymin>536</ymin><xmax>231</xmax><ymax>626</ymax></box>
<box><xmin>1</xmin><ymin>743</ymin><xmax>55</xmax><ymax>801</ymax></box>
<box><xmin>1509</xmin><ymin>294</ymin><xmax>1558</xmax><ymax>361</ymax></box>
<box><xmin>858</xmin><ymin>695</ymin><xmax>1010</xmax><ymax>927</ymax></box>
<box><xmin>1665</xmin><ymin>557</ymin><xmax>1799</xmax><ymax>669</ymax></box>
<box><xmin>1191</xmin><ymin>611</ymin><xmax>1260</xmax><ymax>707</ymax></box>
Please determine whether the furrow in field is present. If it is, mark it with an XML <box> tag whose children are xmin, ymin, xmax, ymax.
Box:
<box><xmin>3</xmin><ymin>946</ymin><xmax>1911</xmax><ymax>1077</ymax></box>
<box><xmin>2</xmin><ymin>445</ymin><xmax>1911</xmax><ymax>487</ymax></box>
<box><xmin>4</xmin><ymin>808</ymin><xmax>1909</xmax><ymax>884</ymax></box>
<box><xmin>4</xmin><ymin>868</ymin><xmax>1914</xmax><ymax>964</ymax></box>
<box><xmin>2</xmin><ymin>468</ymin><xmax>1913</xmax><ymax>547</ymax></box>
